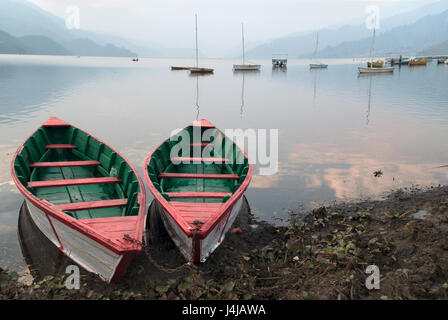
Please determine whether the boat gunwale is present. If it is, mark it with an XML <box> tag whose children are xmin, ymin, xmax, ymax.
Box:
<box><xmin>143</xmin><ymin>120</ymin><xmax>253</xmax><ymax>240</ymax></box>
<box><xmin>10</xmin><ymin>118</ymin><xmax>147</xmax><ymax>255</ymax></box>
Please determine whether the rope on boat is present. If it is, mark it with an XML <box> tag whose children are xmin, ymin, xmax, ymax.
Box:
<box><xmin>123</xmin><ymin>233</ymin><xmax>194</xmax><ymax>274</ymax></box>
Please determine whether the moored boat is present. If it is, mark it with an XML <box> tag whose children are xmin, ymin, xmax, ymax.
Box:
<box><xmin>171</xmin><ymin>66</ymin><xmax>192</xmax><ymax>70</ymax></box>
<box><xmin>358</xmin><ymin>66</ymin><xmax>394</xmax><ymax>74</ymax></box>
<box><xmin>233</xmin><ymin>23</ymin><xmax>261</xmax><ymax>72</ymax></box>
<box><xmin>437</xmin><ymin>58</ymin><xmax>447</xmax><ymax>64</ymax></box>
<box><xmin>409</xmin><ymin>58</ymin><xmax>427</xmax><ymax>66</ymax></box>
<box><xmin>190</xmin><ymin>67</ymin><xmax>214</xmax><ymax>74</ymax></box>
<box><xmin>233</xmin><ymin>64</ymin><xmax>261</xmax><ymax>71</ymax></box>
<box><xmin>310</xmin><ymin>63</ymin><xmax>328</xmax><ymax>69</ymax></box>
<box><xmin>11</xmin><ymin>117</ymin><xmax>146</xmax><ymax>282</ymax></box>
<box><xmin>143</xmin><ymin>119</ymin><xmax>253</xmax><ymax>263</ymax></box>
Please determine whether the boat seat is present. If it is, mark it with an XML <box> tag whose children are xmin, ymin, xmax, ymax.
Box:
<box><xmin>56</xmin><ymin>199</ymin><xmax>128</xmax><ymax>212</ymax></box>
<box><xmin>171</xmin><ymin>157</ymin><xmax>230</xmax><ymax>163</ymax></box>
<box><xmin>45</xmin><ymin>144</ymin><xmax>77</xmax><ymax>149</ymax></box>
<box><xmin>165</xmin><ymin>192</ymin><xmax>232</xmax><ymax>199</ymax></box>
<box><xmin>190</xmin><ymin>142</ymin><xmax>214</xmax><ymax>147</ymax></box>
<box><xmin>159</xmin><ymin>173</ymin><xmax>239</xmax><ymax>180</ymax></box>
<box><xmin>29</xmin><ymin>160</ymin><xmax>100</xmax><ymax>168</ymax></box>
<box><xmin>28</xmin><ymin>177</ymin><xmax>121</xmax><ymax>189</ymax></box>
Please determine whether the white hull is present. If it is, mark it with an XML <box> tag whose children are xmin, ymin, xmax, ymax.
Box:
<box><xmin>25</xmin><ymin>200</ymin><xmax>123</xmax><ymax>282</ymax></box>
<box><xmin>358</xmin><ymin>67</ymin><xmax>394</xmax><ymax>74</ymax></box>
<box><xmin>233</xmin><ymin>64</ymin><xmax>260</xmax><ymax>71</ymax></box>
<box><xmin>158</xmin><ymin>196</ymin><xmax>244</xmax><ymax>262</ymax></box>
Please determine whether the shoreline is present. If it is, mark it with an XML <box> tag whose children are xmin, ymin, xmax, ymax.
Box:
<box><xmin>1</xmin><ymin>185</ymin><xmax>448</xmax><ymax>299</ymax></box>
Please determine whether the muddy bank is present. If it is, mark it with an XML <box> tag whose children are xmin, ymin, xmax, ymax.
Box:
<box><xmin>2</xmin><ymin>186</ymin><xmax>448</xmax><ymax>300</ymax></box>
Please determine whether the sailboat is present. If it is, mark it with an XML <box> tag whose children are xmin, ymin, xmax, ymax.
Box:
<box><xmin>233</xmin><ymin>23</ymin><xmax>261</xmax><ymax>71</ymax></box>
<box><xmin>310</xmin><ymin>33</ymin><xmax>328</xmax><ymax>69</ymax></box>
<box><xmin>189</xmin><ymin>14</ymin><xmax>214</xmax><ymax>74</ymax></box>
<box><xmin>359</xmin><ymin>18</ymin><xmax>393</xmax><ymax>74</ymax></box>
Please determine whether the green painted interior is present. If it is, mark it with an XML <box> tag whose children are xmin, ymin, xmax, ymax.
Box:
<box><xmin>147</xmin><ymin>126</ymin><xmax>250</xmax><ymax>203</ymax></box>
<box><xmin>13</xmin><ymin>126</ymin><xmax>141</xmax><ymax>219</ymax></box>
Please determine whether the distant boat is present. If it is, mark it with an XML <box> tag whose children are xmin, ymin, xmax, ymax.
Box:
<box><xmin>272</xmin><ymin>54</ymin><xmax>288</xmax><ymax>68</ymax></box>
<box><xmin>409</xmin><ymin>58</ymin><xmax>427</xmax><ymax>66</ymax></box>
<box><xmin>310</xmin><ymin>33</ymin><xmax>328</xmax><ymax>69</ymax></box>
<box><xmin>359</xmin><ymin>18</ymin><xmax>394</xmax><ymax>74</ymax></box>
<box><xmin>233</xmin><ymin>23</ymin><xmax>261</xmax><ymax>71</ymax></box>
<box><xmin>190</xmin><ymin>14</ymin><xmax>214</xmax><ymax>75</ymax></box>
<box><xmin>132</xmin><ymin>58</ymin><xmax>139</xmax><ymax>62</ymax></box>
<box><xmin>390</xmin><ymin>56</ymin><xmax>409</xmax><ymax>65</ymax></box>
<box><xmin>445</xmin><ymin>60</ymin><xmax>448</xmax><ymax>65</ymax></box>
<box><xmin>358</xmin><ymin>67</ymin><xmax>394</xmax><ymax>74</ymax></box>
<box><xmin>437</xmin><ymin>58</ymin><xmax>447</xmax><ymax>64</ymax></box>
<box><xmin>171</xmin><ymin>66</ymin><xmax>191</xmax><ymax>70</ymax></box>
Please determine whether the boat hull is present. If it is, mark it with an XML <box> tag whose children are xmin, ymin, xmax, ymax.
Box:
<box><xmin>190</xmin><ymin>67</ymin><xmax>214</xmax><ymax>73</ymax></box>
<box><xmin>233</xmin><ymin>64</ymin><xmax>261</xmax><ymax>71</ymax></box>
<box><xmin>24</xmin><ymin>199</ymin><xmax>134</xmax><ymax>282</ymax></box>
<box><xmin>155</xmin><ymin>196</ymin><xmax>244</xmax><ymax>262</ymax></box>
<box><xmin>310</xmin><ymin>64</ymin><xmax>328</xmax><ymax>69</ymax></box>
<box><xmin>358</xmin><ymin>67</ymin><xmax>394</xmax><ymax>73</ymax></box>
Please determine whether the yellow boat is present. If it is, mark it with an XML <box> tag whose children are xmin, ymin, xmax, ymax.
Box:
<box><xmin>409</xmin><ymin>58</ymin><xmax>427</xmax><ymax>66</ymax></box>
<box><xmin>367</xmin><ymin>60</ymin><xmax>384</xmax><ymax>68</ymax></box>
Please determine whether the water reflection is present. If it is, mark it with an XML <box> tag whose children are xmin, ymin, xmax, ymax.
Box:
<box><xmin>17</xmin><ymin>201</ymin><xmax>73</xmax><ymax>281</ymax></box>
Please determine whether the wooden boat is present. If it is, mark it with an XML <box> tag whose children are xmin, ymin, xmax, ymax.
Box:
<box><xmin>11</xmin><ymin>117</ymin><xmax>146</xmax><ymax>282</ymax></box>
<box><xmin>171</xmin><ymin>66</ymin><xmax>192</xmax><ymax>70</ymax></box>
<box><xmin>409</xmin><ymin>58</ymin><xmax>427</xmax><ymax>66</ymax></box>
<box><xmin>190</xmin><ymin>67</ymin><xmax>214</xmax><ymax>74</ymax></box>
<box><xmin>358</xmin><ymin>66</ymin><xmax>394</xmax><ymax>74</ymax></box>
<box><xmin>143</xmin><ymin>119</ymin><xmax>253</xmax><ymax>263</ymax></box>
<box><xmin>233</xmin><ymin>23</ymin><xmax>261</xmax><ymax>71</ymax></box>
<box><xmin>309</xmin><ymin>33</ymin><xmax>328</xmax><ymax>69</ymax></box>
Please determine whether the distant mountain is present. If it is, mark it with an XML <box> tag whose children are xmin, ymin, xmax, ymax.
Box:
<box><xmin>246</xmin><ymin>0</ymin><xmax>448</xmax><ymax>58</ymax></box>
<box><xmin>0</xmin><ymin>30</ymin><xmax>26</xmax><ymax>54</ymax></box>
<box><xmin>315</xmin><ymin>10</ymin><xmax>448</xmax><ymax>58</ymax></box>
<box><xmin>0</xmin><ymin>29</ymin><xmax>69</xmax><ymax>55</ymax></box>
<box><xmin>418</xmin><ymin>40</ymin><xmax>448</xmax><ymax>55</ymax></box>
<box><xmin>19</xmin><ymin>35</ymin><xmax>70</xmax><ymax>55</ymax></box>
<box><xmin>64</xmin><ymin>38</ymin><xmax>135</xmax><ymax>57</ymax></box>
<box><xmin>0</xmin><ymin>0</ymin><xmax>137</xmax><ymax>57</ymax></box>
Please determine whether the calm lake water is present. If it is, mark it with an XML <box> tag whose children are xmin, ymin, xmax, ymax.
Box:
<box><xmin>1</xmin><ymin>54</ymin><xmax>448</xmax><ymax>272</ymax></box>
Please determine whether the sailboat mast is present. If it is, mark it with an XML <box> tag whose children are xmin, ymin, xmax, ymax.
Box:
<box><xmin>195</xmin><ymin>14</ymin><xmax>199</xmax><ymax>68</ymax></box>
<box><xmin>242</xmin><ymin>23</ymin><xmax>245</xmax><ymax>64</ymax></box>
<box><xmin>369</xmin><ymin>16</ymin><xmax>377</xmax><ymax>62</ymax></box>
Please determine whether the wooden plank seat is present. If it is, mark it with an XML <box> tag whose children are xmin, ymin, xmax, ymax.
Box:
<box><xmin>159</xmin><ymin>173</ymin><xmax>239</xmax><ymax>180</ymax></box>
<box><xmin>29</xmin><ymin>160</ymin><xmax>100</xmax><ymax>168</ymax></box>
<box><xmin>28</xmin><ymin>177</ymin><xmax>121</xmax><ymax>189</ymax></box>
<box><xmin>166</xmin><ymin>192</ymin><xmax>232</xmax><ymax>199</ymax></box>
<box><xmin>56</xmin><ymin>199</ymin><xmax>128</xmax><ymax>212</ymax></box>
<box><xmin>45</xmin><ymin>144</ymin><xmax>77</xmax><ymax>149</ymax></box>
<box><xmin>190</xmin><ymin>142</ymin><xmax>214</xmax><ymax>147</ymax></box>
<box><xmin>171</xmin><ymin>157</ymin><xmax>230</xmax><ymax>163</ymax></box>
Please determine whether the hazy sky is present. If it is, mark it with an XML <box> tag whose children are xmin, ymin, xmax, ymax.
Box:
<box><xmin>28</xmin><ymin>0</ymin><xmax>436</xmax><ymax>51</ymax></box>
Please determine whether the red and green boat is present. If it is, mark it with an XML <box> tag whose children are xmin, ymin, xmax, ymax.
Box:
<box><xmin>144</xmin><ymin>119</ymin><xmax>253</xmax><ymax>263</ymax></box>
<box><xmin>11</xmin><ymin>117</ymin><xmax>146</xmax><ymax>282</ymax></box>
